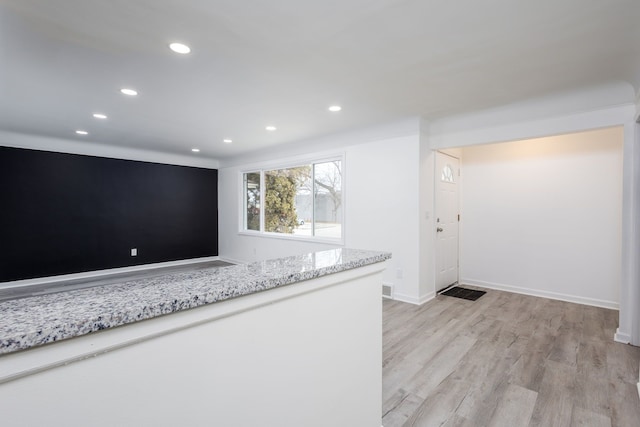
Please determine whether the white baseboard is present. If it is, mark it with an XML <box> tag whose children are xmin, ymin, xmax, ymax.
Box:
<box><xmin>614</xmin><ymin>328</ymin><xmax>632</xmax><ymax>344</ymax></box>
<box><xmin>419</xmin><ymin>292</ymin><xmax>436</xmax><ymax>305</ymax></box>
<box><xmin>0</xmin><ymin>256</ymin><xmax>221</xmax><ymax>290</ymax></box>
<box><xmin>391</xmin><ymin>292</ymin><xmax>418</xmax><ymax>305</ymax></box>
<box><xmin>461</xmin><ymin>278</ymin><xmax>619</xmax><ymax>310</ymax></box>
<box><xmin>393</xmin><ymin>291</ymin><xmax>435</xmax><ymax>306</ymax></box>
<box><xmin>218</xmin><ymin>256</ymin><xmax>248</xmax><ymax>265</ymax></box>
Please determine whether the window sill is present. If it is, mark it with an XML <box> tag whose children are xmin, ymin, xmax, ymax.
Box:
<box><xmin>237</xmin><ymin>230</ymin><xmax>345</xmax><ymax>246</ymax></box>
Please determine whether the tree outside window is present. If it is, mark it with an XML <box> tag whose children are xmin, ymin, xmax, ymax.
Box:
<box><xmin>242</xmin><ymin>159</ymin><xmax>342</xmax><ymax>240</ymax></box>
<box><xmin>264</xmin><ymin>166</ymin><xmax>310</xmax><ymax>233</ymax></box>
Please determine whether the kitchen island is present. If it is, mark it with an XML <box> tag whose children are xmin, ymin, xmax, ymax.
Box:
<box><xmin>0</xmin><ymin>248</ymin><xmax>390</xmax><ymax>427</ymax></box>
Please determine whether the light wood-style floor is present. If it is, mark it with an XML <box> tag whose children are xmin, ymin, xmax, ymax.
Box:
<box><xmin>382</xmin><ymin>288</ymin><xmax>640</xmax><ymax>427</ymax></box>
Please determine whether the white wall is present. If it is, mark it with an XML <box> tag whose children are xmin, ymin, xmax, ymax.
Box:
<box><xmin>634</xmin><ymin>111</ymin><xmax>640</xmax><ymax>347</ymax></box>
<box><xmin>428</xmin><ymin>82</ymin><xmax>635</xmax><ymax>149</ymax></box>
<box><xmin>460</xmin><ymin>127</ymin><xmax>623</xmax><ymax>308</ymax></box>
<box><xmin>418</xmin><ymin>124</ymin><xmax>436</xmax><ymax>303</ymax></box>
<box><xmin>218</xmin><ymin>123</ymin><xmax>422</xmax><ymax>302</ymax></box>
<box><xmin>635</xmin><ymin>103</ymin><xmax>640</xmax><ymax>383</ymax></box>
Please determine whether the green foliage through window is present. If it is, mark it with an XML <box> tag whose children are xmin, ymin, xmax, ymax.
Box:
<box><xmin>264</xmin><ymin>166</ymin><xmax>311</xmax><ymax>233</ymax></box>
<box><xmin>242</xmin><ymin>159</ymin><xmax>342</xmax><ymax>239</ymax></box>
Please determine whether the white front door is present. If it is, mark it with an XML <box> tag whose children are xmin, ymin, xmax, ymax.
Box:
<box><xmin>435</xmin><ymin>151</ymin><xmax>460</xmax><ymax>291</ymax></box>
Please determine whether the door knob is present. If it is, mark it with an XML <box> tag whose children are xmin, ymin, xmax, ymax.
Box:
<box><xmin>437</xmin><ymin>227</ymin><xmax>443</xmax><ymax>232</ymax></box>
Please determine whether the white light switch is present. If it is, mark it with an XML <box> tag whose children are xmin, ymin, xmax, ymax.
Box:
<box><xmin>131</xmin><ymin>248</ymin><xmax>137</xmax><ymax>256</ymax></box>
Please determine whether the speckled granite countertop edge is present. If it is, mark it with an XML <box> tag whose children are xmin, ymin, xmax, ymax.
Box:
<box><xmin>0</xmin><ymin>248</ymin><xmax>391</xmax><ymax>355</ymax></box>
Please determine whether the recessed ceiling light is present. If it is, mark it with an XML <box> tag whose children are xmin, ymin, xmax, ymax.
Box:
<box><xmin>328</xmin><ymin>105</ymin><xmax>342</xmax><ymax>112</ymax></box>
<box><xmin>192</xmin><ymin>148</ymin><xmax>200</xmax><ymax>152</ymax></box>
<box><xmin>75</xmin><ymin>130</ymin><xmax>88</xmax><ymax>135</ymax></box>
<box><xmin>120</xmin><ymin>88</ymin><xmax>138</xmax><ymax>96</ymax></box>
<box><xmin>265</xmin><ymin>126</ymin><xmax>277</xmax><ymax>131</ymax></box>
<box><xmin>169</xmin><ymin>42</ymin><xmax>191</xmax><ymax>54</ymax></box>
<box><xmin>223</xmin><ymin>139</ymin><xmax>232</xmax><ymax>144</ymax></box>
<box><xmin>93</xmin><ymin>113</ymin><xmax>107</xmax><ymax>119</ymax></box>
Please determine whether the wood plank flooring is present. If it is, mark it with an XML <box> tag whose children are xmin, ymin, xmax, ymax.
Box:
<box><xmin>382</xmin><ymin>288</ymin><xmax>640</xmax><ymax>427</ymax></box>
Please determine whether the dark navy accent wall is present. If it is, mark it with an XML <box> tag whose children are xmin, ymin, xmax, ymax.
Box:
<box><xmin>0</xmin><ymin>147</ymin><xmax>218</xmax><ymax>282</ymax></box>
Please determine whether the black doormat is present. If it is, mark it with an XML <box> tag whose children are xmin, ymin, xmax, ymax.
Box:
<box><xmin>440</xmin><ymin>286</ymin><xmax>486</xmax><ymax>301</ymax></box>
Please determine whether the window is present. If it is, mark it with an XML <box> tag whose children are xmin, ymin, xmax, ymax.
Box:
<box><xmin>244</xmin><ymin>172</ymin><xmax>260</xmax><ymax>231</ymax></box>
<box><xmin>441</xmin><ymin>164</ymin><xmax>455</xmax><ymax>183</ymax></box>
<box><xmin>242</xmin><ymin>158</ymin><xmax>343</xmax><ymax>241</ymax></box>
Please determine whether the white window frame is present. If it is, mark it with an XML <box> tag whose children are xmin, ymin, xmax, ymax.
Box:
<box><xmin>239</xmin><ymin>154</ymin><xmax>345</xmax><ymax>245</ymax></box>
<box><xmin>242</xmin><ymin>170</ymin><xmax>263</xmax><ymax>233</ymax></box>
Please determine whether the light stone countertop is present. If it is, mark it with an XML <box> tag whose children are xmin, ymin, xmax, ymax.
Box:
<box><xmin>0</xmin><ymin>248</ymin><xmax>391</xmax><ymax>355</ymax></box>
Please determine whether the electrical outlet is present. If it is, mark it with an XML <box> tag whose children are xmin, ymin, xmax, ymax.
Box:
<box><xmin>131</xmin><ymin>248</ymin><xmax>137</xmax><ymax>256</ymax></box>
<box><xmin>396</xmin><ymin>269</ymin><xmax>403</xmax><ymax>279</ymax></box>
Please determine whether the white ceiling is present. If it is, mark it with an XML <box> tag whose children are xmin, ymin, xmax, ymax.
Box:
<box><xmin>1</xmin><ymin>0</ymin><xmax>639</xmax><ymax>160</ymax></box>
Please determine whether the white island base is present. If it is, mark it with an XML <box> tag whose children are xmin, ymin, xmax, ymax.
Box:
<box><xmin>0</xmin><ymin>262</ymin><xmax>384</xmax><ymax>427</ymax></box>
